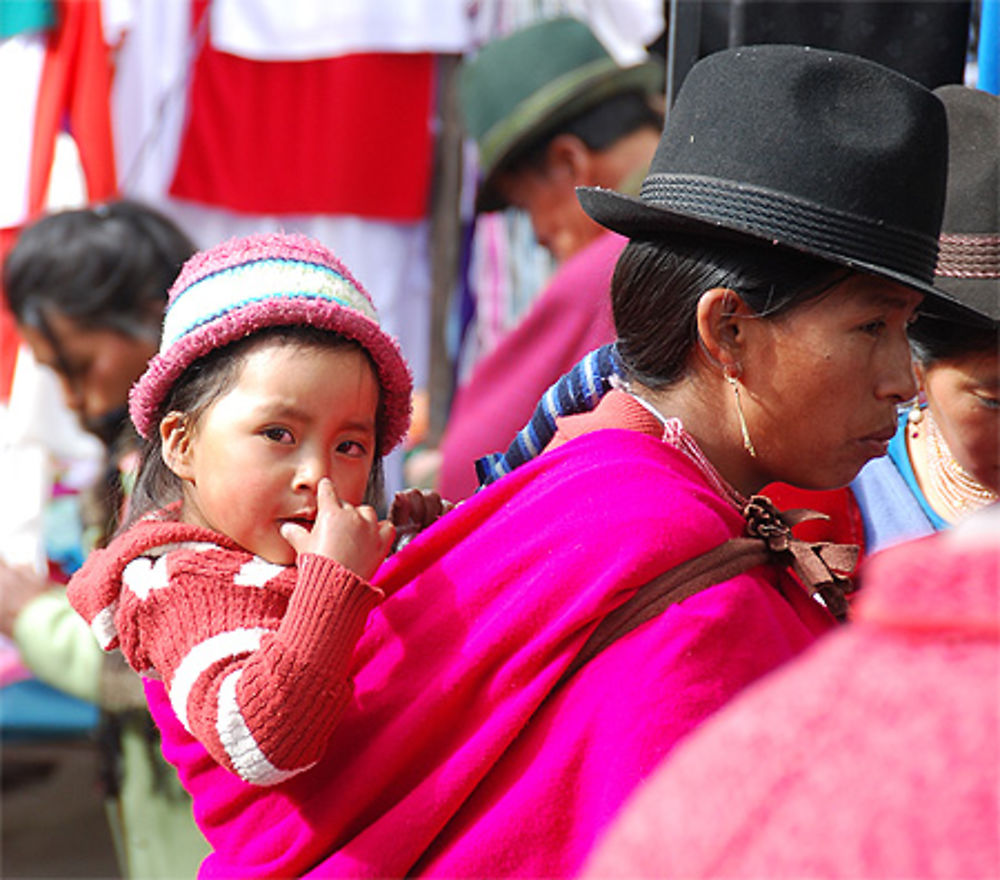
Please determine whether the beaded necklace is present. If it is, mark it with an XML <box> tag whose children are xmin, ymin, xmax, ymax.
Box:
<box><xmin>619</xmin><ymin>383</ymin><xmax>746</xmax><ymax>511</ymax></box>
<box><xmin>924</xmin><ymin>409</ymin><xmax>998</xmax><ymax>521</ymax></box>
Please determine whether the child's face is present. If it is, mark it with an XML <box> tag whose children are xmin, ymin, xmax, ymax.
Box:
<box><xmin>162</xmin><ymin>340</ymin><xmax>379</xmax><ymax>564</ymax></box>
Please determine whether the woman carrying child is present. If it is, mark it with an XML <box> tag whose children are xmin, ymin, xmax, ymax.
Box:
<box><xmin>71</xmin><ymin>46</ymin><xmax>969</xmax><ymax>880</ymax></box>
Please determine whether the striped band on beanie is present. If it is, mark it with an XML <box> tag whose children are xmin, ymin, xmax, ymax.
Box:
<box><xmin>160</xmin><ymin>257</ymin><xmax>378</xmax><ymax>351</ymax></box>
<box><xmin>129</xmin><ymin>232</ymin><xmax>412</xmax><ymax>454</ymax></box>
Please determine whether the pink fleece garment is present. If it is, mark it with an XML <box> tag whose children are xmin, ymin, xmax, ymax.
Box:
<box><xmin>147</xmin><ymin>427</ymin><xmax>834</xmax><ymax>878</ymax></box>
<box><xmin>582</xmin><ymin>519</ymin><xmax>1000</xmax><ymax>879</ymax></box>
<box><xmin>437</xmin><ymin>230</ymin><xmax>621</xmax><ymax>500</ymax></box>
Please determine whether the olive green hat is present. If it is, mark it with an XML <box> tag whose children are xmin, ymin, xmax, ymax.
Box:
<box><xmin>458</xmin><ymin>17</ymin><xmax>663</xmax><ymax>213</ymax></box>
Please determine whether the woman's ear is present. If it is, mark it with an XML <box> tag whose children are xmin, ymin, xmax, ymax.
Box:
<box><xmin>695</xmin><ymin>287</ymin><xmax>754</xmax><ymax>373</ymax></box>
<box><xmin>160</xmin><ymin>411</ymin><xmax>195</xmax><ymax>481</ymax></box>
<box><xmin>544</xmin><ymin>133</ymin><xmax>593</xmax><ymax>186</ymax></box>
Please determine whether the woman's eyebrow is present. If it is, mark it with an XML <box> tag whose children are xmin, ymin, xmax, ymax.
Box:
<box><xmin>871</xmin><ymin>290</ymin><xmax>922</xmax><ymax>311</ymax></box>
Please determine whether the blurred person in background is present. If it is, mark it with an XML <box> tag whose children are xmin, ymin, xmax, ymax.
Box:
<box><xmin>435</xmin><ymin>17</ymin><xmax>663</xmax><ymax>500</ymax></box>
<box><xmin>582</xmin><ymin>499</ymin><xmax>1000</xmax><ymax>880</ymax></box>
<box><xmin>1</xmin><ymin>200</ymin><xmax>210</xmax><ymax>878</ymax></box>
<box><xmin>847</xmin><ymin>85</ymin><xmax>999</xmax><ymax>551</ymax></box>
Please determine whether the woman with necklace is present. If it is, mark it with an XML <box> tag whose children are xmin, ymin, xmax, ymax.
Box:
<box><xmin>850</xmin><ymin>85</ymin><xmax>999</xmax><ymax>552</ymax></box>
<box><xmin>902</xmin><ymin>331</ymin><xmax>998</xmax><ymax>524</ymax></box>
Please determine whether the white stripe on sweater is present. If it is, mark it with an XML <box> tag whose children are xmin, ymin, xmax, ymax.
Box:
<box><xmin>217</xmin><ymin>669</ymin><xmax>308</xmax><ymax>786</ymax></box>
<box><xmin>91</xmin><ymin>602</ymin><xmax>119</xmax><ymax>650</ymax></box>
<box><xmin>234</xmin><ymin>557</ymin><xmax>287</xmax><ymax>587</ymax></box>
<box><xmin>141</xmin><ymin>540</ymin><xmax>219</xmax><ymax>559</ymax></box>
<box><xmin>122</xmin><ymin>554</ymin><xmax>171</xmax><ymax>600</ymax></box>
<box><xmin>122</xmin><ymin>542</ymin><xmax>219</xmax><ymax>600</ymax></box>
<box><xmin>169</xmin><ymin>627</ymin><xmax>269</xmax><ymax>733</ymax></box>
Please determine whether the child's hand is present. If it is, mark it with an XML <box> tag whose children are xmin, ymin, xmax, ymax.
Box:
<box><xmin>280</xmin><ymin>479</ymin><xmax>395</xmax><ymax>581</ymax></box>
<box><xmin>389</xmin><ymin>489</ymin><xmax>454</xmax><ymax>550</ymax></box>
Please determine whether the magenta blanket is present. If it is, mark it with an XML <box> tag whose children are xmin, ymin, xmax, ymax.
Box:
<box><xmin>146</xmin><ymin>428</ymin><xmax>834</xmax><ymax>878</ymax></box>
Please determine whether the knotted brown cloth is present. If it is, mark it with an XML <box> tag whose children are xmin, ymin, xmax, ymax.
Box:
<box><xmin>742</xmin><ymin>495</ymin><xmax>858</xmax><ymax>619</ymax></box>
<box><xmin>560</xmin><ymin>495</ymin><xmax>858</xmax><ymax>687</ymax></box>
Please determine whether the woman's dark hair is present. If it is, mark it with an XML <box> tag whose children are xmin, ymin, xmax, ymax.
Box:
<box><xmin>907</xmin><ymin>313</ymin><xmax>999</xmax><ymax>366</ymax></box>
<box><xmin>4</xmin><ymin>199</ymin><xmax>194</xmax><ymax>340</ymax></box>
<box><xmin>504</xmin><ymin>91</ymin><xmax>663</xmax><ymax>176</ymax></box>
<box><xmin>611</xmin><ymin>235</ymin><xmax>852</xmax><ymax>388</ymax></box>
<box><xmin>123</xmin><ymin>326</ymin><xmax>386</xmax><ymax>531</ymax></box>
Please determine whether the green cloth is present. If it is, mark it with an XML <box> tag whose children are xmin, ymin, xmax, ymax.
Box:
<box><xmin>458</xmin><ymin>16</ymin><xmax>662</xmax><ymax>212</ymax></box>
<box><xmin>15</xmin><ymin>589</ymin><xmax>210</xmax><ymax>879</ymax></box>
<box><xmin>113</xmin><ymin>713</ymin><xmax>211</xmax><ymax>880</ymax></box>
<box><xmin>0</xmin><ymin>0</ymin><xmax>55</xmax><ymax>38</ymax></box>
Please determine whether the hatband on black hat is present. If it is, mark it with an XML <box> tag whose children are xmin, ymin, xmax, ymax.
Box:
<box><xmin>931</xmin><ymin>85</ymin><xmax>999</xmax><ymax>325</ymax></box>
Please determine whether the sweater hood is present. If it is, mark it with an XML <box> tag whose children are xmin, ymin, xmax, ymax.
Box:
<box><xmin>67</xmin><ymin>514</ymin><xmax>242</xmax><ymax>655</ymax></box>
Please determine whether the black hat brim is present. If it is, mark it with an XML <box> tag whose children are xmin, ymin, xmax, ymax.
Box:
<box><xmin>577</xmin><ymin>184</ymin><xmax>985</xmax><ymax>325</ymax></box>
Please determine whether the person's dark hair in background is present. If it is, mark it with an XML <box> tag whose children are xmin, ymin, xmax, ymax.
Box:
<box><xmin>5</xmin><ymin>200</ymin><xmax>194</xmax><ymax>447</ymax></box>
<box><xmin>499</xmin><ymin>90</ymin><xmax>663</xmax><ymax>182</ymax></box>
<box><xmin>1</xmin><ymin>199</ymin><xmax>207</xmax><ymax>879</ymax></box>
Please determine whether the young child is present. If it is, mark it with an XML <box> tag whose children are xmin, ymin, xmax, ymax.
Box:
<box><xmin>67</xmin><ymin>232</ymin><xmax>433</xmax><ymax>788</ymax></box>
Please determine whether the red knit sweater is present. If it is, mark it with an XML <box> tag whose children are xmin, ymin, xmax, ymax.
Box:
<box><xmin>67</xmin><ymin>513</ymin><xmax>382</xmax><ymax>785</ymax></box>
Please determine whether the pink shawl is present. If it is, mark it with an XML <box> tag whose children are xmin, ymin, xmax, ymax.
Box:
<box><xmin>146</xmin><ymin>427</ymin><xmax>834</xmax><ymax>878</ymax></box>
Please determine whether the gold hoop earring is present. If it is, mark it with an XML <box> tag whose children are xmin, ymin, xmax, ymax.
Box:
<box><xmin>726</xmin><ymin>371</ymin><xmax>757</xmax><ymax>458</ymax></box>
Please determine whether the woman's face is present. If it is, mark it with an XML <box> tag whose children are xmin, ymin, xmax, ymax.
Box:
<box><xmin>919</xmin><ymin>350</ymin><xmax>1000</xmax><ymax>492</ymax></box>
<box><xmin>739</xmin><ymin>274</ymin><xmax>922</xmax><ymax>490</ymax></box>
<box><xmin>19</xmin><ymin>308</ymin><xmax>159</xmax><ymax>441</ymax></box>
<box><xmin>495</xmin><ymin>149</ymin><xmax>603</xmax><ymax>263</ymax></box>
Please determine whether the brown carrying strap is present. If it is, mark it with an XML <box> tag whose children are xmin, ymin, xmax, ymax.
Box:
<box><xmin>556</xmin><ymin>537</ymin><xmax>770</xmax><ymax>688</ymax></box>
<box><xmin>556</xmin><ymin>495</ymin><xmax>858</xmax><ymax>689</ymax></box>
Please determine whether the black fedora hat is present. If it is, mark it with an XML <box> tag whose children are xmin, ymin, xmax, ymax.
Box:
<box><xmin>578</xmin><ymin>44</ymin><xmax>958</xmax><ymax>308</ymax></box>
<box><xmin>931</xmin><ymin>85</ymin><xmax>999</xmax><ymax>324</ymax></box>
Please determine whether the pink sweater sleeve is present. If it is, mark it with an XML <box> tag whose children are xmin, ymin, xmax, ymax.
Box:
<box><xmin>119</xmin><ymin>549</ymin><xmax>381</xmax><ymax>786</ymax></box>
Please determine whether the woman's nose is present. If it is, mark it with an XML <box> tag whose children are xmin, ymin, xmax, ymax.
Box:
<box><xmin>878</xmin><ymin>333</ymin><xmax>919</xmax><ymax>403</ymax></box>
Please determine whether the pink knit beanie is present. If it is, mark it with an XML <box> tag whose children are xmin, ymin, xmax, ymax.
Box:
<box><xmin>129</xmin><ymin>232</ymin><xmax>412</xmax><ymax>454</ymax></box>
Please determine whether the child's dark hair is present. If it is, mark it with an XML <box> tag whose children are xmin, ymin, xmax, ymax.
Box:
<box><xmin>611</xmin><ymin>235</ymin><xmax>852</xmax><ymax>388</ymax></box>
<box><xmin>124</xmin><ymin>326</ymin><xmax>385</xmax><ymax>532</ymax></box>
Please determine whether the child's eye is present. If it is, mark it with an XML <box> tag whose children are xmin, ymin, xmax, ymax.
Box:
<box><xmin>336</xmin><ymin>439</ymin><xmax>368</xmax><ymax>457</ymax></box>
<box><xmin>975</xmin><ymin>393</ymin><xmax>1000</xmax><ymax>411</ymax></box>
<box><xmin>262</xmin><ymin>427</ymin><xmax>295</xmax><ymax>444</ymax></box>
